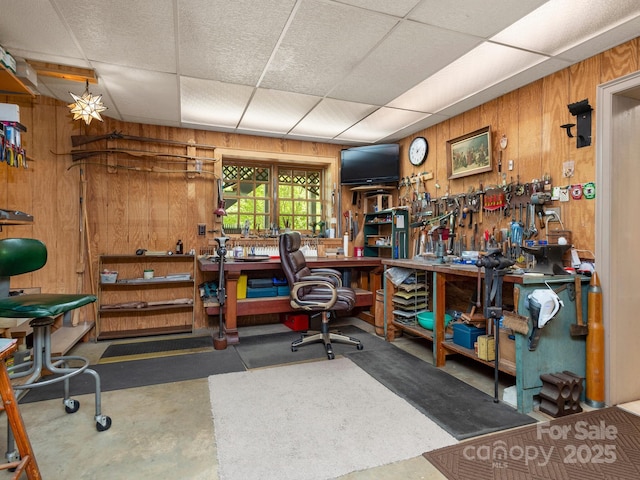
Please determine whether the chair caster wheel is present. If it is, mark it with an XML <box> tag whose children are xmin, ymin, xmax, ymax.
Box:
<box><xmin>327</xmin><ymin>352</ymin><xmax>335</xmax><ymax>360</ymax></box>
<box><xmin>64</xmin><ymin>399</ymin><xmax>80</xmax><ymax>414</ymax></box>
<box><xmin>291</xmin><ymin>346</ymin><xmax>298</xmax><ymax>352</ymax></box>
<box><xmin>96</xmin><ymin>415</ymin><xmax>112</xmax><ymax>432</ymax></box>
<box><xmin>356</xmin><ymin>343</ymin><xmax>364</xmax><ymax>350</ymax></box>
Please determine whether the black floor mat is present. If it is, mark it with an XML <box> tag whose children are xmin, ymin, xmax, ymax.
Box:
<box><xmin>99</xmin><ymin>335</ymin><xmax>213</xmax><ymax>362</ymax></box>
<box><xmin>18</xmin><ymin>348</ymin><xmax>246</xmax><ymax>404</ymax></box>
<box><xmin>233</xmin><ymin>325</ymin><xmax>391</xmax><ymax>368</ymax></box>
<box><xmin>345</xmin><ymin>346</ymin><xmax>536</xmax><ymax>440</ymax></box>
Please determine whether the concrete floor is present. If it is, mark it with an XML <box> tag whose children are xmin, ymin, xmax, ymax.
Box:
<box><xmin>2</xmin><ymin>318</ymin><xmax>543</xmax><ymax>479</ymax></box>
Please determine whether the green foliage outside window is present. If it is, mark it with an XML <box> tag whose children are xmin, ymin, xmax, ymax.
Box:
<box><xmin>222</xmin><ymin>163</ymin><xmax>323</xmax><ymax>233</ymax></box>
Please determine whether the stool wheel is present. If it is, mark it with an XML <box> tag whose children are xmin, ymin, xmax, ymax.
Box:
<box><xmin>96</xmin><ymin>415</ymin><xmax>112</xmax><ymax>432</ymax></box>
<box><xmin>64</xmin><ymin>399</ymin><xmax>80</xmax><ymax>414</ymax></box>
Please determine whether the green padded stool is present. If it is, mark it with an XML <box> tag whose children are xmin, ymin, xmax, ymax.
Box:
<box><xmin>0</xmin><ymin>238</ymin><xmax>111</xmax><ymax>463</ymax></box>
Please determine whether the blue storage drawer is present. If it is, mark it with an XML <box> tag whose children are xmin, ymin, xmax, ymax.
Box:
<box><xmin>276</xmin><ymin>285</ymin><xmax>290</xmax><ymax>296</ymax></box>
<box><xmin>452</xmin><ymin>323</ymin><xmax>486</xmax><ymax>349</ymax></box>
<box><xmin>246</xmin><ymin>286</ymin><xmax>278</xmax><ymax>298</ymax></box>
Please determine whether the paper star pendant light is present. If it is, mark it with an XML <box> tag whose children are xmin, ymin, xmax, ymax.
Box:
<box><xmin>68</xmin><ymin>81</ymin><xmax>107</xmax><ymax>125</ymax></box>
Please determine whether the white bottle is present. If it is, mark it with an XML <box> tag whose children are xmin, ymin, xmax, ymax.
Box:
<box><xmin>343</xmin><ymin>233</ymin><xmax>349</xmax><ymax>257</ymax></box>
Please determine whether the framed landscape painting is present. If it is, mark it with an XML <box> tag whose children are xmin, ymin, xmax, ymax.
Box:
<box><xmin>447</xmin><ymin>126</ymin><xmax>492</xmax><ymax>180</ymax></box>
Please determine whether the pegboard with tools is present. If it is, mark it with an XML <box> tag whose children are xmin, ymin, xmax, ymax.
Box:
<box><xmin>403</xmin><ymin>173</ymin><xmax>595</xmax><ymax>265</ymax></box>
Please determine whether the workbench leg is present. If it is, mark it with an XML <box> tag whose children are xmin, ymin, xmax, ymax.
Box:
<box><xmin>223</xmin><ymin>271</ymin><xmax>240</xmax><ymax>344</ymax></box>
<box><xmin>384</xmin><ymin>275</ymin><xmax>396</xmax><ymax>341</ymax></box>
<box><xmin>435</xmin><ymin>272</ymin><xmax>447</xmax><ymax>367</ymax></box>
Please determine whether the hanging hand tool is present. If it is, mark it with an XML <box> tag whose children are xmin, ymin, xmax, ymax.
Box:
<box><xmin>570</xmin><ymin>275</ymin><xmax>588</xmax><ymax>336</ymax></box>
<box><xmin>524</xmin><ymin>202</ymin><xmax>531</xmax><ymax>238</ymax></box>
<box><xmin>478</xmin><ymin>184</ymin><xmax>484</xmax><ymax>224</ymax></box>
<box><xmin>215</xmin><ymin>178</ymin><xmax>226</xmax><ymax>216</ymax></box>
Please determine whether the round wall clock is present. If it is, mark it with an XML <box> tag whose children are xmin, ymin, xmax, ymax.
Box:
<box><xmin>409</xmin><ymin>137</ymin><xmax>428</xmax><ymax>166</ymax></box>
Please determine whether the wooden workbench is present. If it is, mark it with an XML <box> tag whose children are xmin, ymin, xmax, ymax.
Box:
<box><xmin>382</xmin><ymin>258</ymin><xmax>587</xmax><ymax>413</ymax></box>
<box><xmin>198</xmin><ymin>256</ymin><xmax>382</xmax><ymax>345</ymax></box>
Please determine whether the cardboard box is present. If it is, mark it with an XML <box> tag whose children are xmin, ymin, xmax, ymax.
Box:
<box><xmin>477</xmin><ymin>334</ymin><xmax>495</xmax><ymax>361</ymax></box>
<box><xmin>452</xmin><ymin>323</ymin><xmax>486</xmax><ymax>349</ymax></box>
<box><xmin>498</xmin><ymin>328</ymin><xmax>516</xmax><ymax>371</ymax></box>
<box><xmin>0</xmin><ymin>103</ymin><xmax>20</xmax><ymax>123</ymax></box>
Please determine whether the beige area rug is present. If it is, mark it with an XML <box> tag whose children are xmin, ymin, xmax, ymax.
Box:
<box><xmin>208</xmin><ymin>357</ymin><xmax>457</xmax><ymax>480</ymax></box>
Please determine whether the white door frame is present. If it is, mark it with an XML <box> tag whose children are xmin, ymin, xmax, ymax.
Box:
<box><xmin>596</xmin><ymin>69</ymin><xmax>640</xmax><ymax>405</ymax></box>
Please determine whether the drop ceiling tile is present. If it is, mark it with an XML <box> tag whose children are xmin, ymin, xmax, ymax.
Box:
<box><xmin>290</xmin><ymin>98</ymin><xmax>378</xmax><ymax>139</ymax></box>
<box><xmin>560</xmin><ymin>15</ymin><xmax>640</xmax><ymax>62</ymax></box>
<box><xmin>335</xmin><ymin>0</ymin><xmax>422</xmax><ymax>17</ymax></box>
<box><xmin>177</xmin><ymin>0</ymin><xmax>297</xmax><ymax>84</ymax></box>
<box><xmin>54</xmin><ymin>0</ymin><xmax>177</xmax><ymax>71</ymax></box>
<box><xmin>260</xmin><ymin>0</ymin><xmax>399</xmax><ymax>96</ymax></box>
<box><xmin>409</xmin><ymin>0</ymin><xmax>548</xmax><ymax>38</ymax></box>
<box><xmin>0</xmin><ymin>1</ymin><xmax>83</xmax><ymax>59</ymax></box>
<box><xmin>336</xmin><ymin>107</ymin><xmax>429</xmax><ymax>143</ymax></box>
<box><xmin>35</xmin><ymin>75</ymin><xmax>116</xmax><ymax>117</ymax></box>
<box><xmin>95</xmin><ymin>62</ymin><xmax>179</xmax><ymax>123</ymax></box>
<box><xmin>389</xmin><ymin>43</ymin><xmax>547</xmax><ymax>113</ymax></box>
<box><xmin>330</xmin><ymin>20</ymin><xmax>482</xmax><ymax>105</ymax></box>
<box><xmin>492</xmin><ymin>0</ymin><xmax>640</xmax><ymax>60</ymax></box>
<box><xmin>239</xmin><ymin>88</ymin><xmax>320</xmax><ymax>134</ymax></box>
<box><xmin>180</xmin><ymin>77</ymin><xmax>254</xmax><ymax>128</ymax></box>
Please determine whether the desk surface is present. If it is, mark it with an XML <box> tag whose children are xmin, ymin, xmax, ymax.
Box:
<box><xmin>198</xmin><ymin>255</ymin><xmax>382</xmax><ymax>272</ymax></box>
<box><xmin>382</xmin><ymin>258</ymin><xmax>583</xmax><ymax>284</ymax></box>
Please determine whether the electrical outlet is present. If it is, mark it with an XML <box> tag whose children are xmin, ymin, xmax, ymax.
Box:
<box><xmin>198</xmin><ymin>224</ymin><xmax>206</xmax><ymax>236</ymax></box>
<box><xmin>508</xmin><ymin>159</ymin><xmax>514</xmax><ymax>171</ymax></box>
<box><xmin>544</xmin><ymin>207</ymin><xmax>561</xmax><ymax>222</ymax></box>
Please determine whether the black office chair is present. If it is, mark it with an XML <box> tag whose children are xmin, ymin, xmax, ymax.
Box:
<box><xmin>279</xmin><ymin>231</ymin><xmax>362</xmax><ymax>359</ymax></box>
<box><xmin>0</xmin><ymin>238</ymin><xmax>111</xmax><ymax>462</ymax></box>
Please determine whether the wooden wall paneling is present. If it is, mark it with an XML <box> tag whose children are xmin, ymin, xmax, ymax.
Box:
<box><xmin>568</xmin><ymin>55</ymin><xmax>599</xmax><ymax>251</ymax></box>
<box><xmin>105</xmin><ymin>147</ymin><xmax>128</xmax><ymax>254</ymax></box>
<box><xmin>600</xmin><ymin>39</ymin><xmax>639</xmax><ymax>85</ymax></box>
<box><xmin>497</xmin><ymin>90</ymin><xmax>520</xmax><ymax>187</ymax></box>
<box><xmin>188</xmin><ymin>129</ymin><xmax>213</xmax><ymax>254</ymax></box>
<box><xmin>516</xmin><ymin>80</ymin><xmax>543</xmax><ymax>183</ymax></box>
<box><xmin>434</xmin><ymin>121</ymin><xmax>450</xmax><ymax>194</ymax></box>
<box><xmin>126</xmin><ymin>124</ymin><xmax>152</xmax><ymax>253</ymax></box>
<box><xmin>148</xmin><ymin>160</ymin><xmax>169</xmax><ymax>251</ymax></box>
<box><xmin>57</xmin><ymin>104</ymin><xmax>82</xmax><ymax>296</ymax></box>
<box><xmin>478</xmin><ymin>99</ymin><xmax>500</xmax><ymax>189</ymax></box>
<box><xmin>30</xmin><ymin>99</ymin><xmax>62</xmax><ymax>292</ymax></box>
<box><xmin>541</xmin><ymin>67</ymin><xmax>570</xmax><ymax>192</ymax></box>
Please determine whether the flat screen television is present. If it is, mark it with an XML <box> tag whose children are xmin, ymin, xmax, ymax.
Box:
<box><xmin>340</xmin><ymin>143</ymin><xmax>400</xmax><ymax>185</ymax></box>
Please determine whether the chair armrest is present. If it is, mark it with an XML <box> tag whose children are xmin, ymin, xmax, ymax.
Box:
<box><xmin>310</xmin><ymin>268</ymin><xmax>342</xmax><ymax>287</ymax></box>
<box><xmin>290</xmin><ymin>279</ymin><xmax>338</xmax><ymax>311</ymax></box>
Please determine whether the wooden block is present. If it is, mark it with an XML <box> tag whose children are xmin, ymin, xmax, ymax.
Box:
<box><xmin>477</xmin><ymin>334</ymin><xmax>495</xmax><ymax>361</ymax></box>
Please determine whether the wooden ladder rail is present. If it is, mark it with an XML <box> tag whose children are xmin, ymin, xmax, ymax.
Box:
<box><xmin>0</xmin><ymin>341</ymin><xmax>41</xmax><ymax>479</ymax></box>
